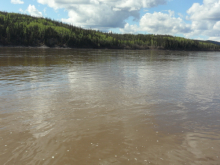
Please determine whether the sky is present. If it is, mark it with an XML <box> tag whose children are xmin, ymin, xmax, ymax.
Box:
<box><xmin>1</xmin><ymin>0</ymin><xmax>220</xmax><ymax>41</ymax></box>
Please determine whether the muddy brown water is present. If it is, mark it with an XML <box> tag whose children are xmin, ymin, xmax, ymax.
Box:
<box><xmin>0</xmin><ymin>48</ymin><xmax>220</xmax><ymax>165</ymax></box>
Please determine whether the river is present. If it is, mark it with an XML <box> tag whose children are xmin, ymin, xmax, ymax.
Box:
<box><xmin>0</xmin><ymin>48</ymin><xmax>220</xmax><ymax>165</ymax></box>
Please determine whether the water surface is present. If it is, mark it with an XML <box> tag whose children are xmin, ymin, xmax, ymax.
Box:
<box><xmin>0</xmin><ymin>48</ymin><xmax>220</xmax><ymax>165</ymax></box>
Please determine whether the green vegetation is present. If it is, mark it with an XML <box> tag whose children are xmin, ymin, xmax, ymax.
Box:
<box><xmin>0</xmin><ymin>11</ymin><xmax>220</xmax><ymax>50</ymax></box>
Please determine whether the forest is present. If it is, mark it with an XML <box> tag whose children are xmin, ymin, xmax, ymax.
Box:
<box><xmin>0</xmin><ymin>11</ymin><xmax>220</xmax><ymax>51</ymax></box>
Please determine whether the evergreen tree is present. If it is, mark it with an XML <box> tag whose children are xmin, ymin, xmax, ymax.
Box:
<box><xmin>0</xmin><ymin>11</ymin><xmax>219</xmax><ymax>50</ymax></box>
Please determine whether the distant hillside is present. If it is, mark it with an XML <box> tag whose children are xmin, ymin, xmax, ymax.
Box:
<box><xmin>0</xmin><ymin>11</ymin><xmax>220</xmax><ymax>51</ymax></box>
<box><xmin>207</xmin><ymin>40</ymin><xmax>220</xmax><ymax>45</ymax></box>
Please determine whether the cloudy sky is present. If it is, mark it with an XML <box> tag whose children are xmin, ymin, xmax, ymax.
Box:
<box><xmin>1</xmin><ymin>0</ymin><xmax>220</xmax><ymax>41</ymax></box>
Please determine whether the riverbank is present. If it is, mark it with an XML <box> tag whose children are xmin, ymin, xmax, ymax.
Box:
<box><xmin>1</xmin><ymin>11</ymin><xmax>220</xmax><ymax>51</ymax></box>
<box><xmin>1</xmin><ymin>44</ymin><xmax>219</xmax><ymax>51</ymax></box>
<box><xmin>0</xmin><ymin>44</ymin><xmax>156</xmax><ymax>50</ymax></box>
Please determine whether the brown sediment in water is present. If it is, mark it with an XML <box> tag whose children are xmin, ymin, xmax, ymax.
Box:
<box><xmin>1</xmin><ymin>108</ymin><xmax>220</xmax><ymax>165</ymax></box>
<box><xmin>0</xmin><ymin>48</ymin><xmax>220</xmax><ymax>165</ymax></box>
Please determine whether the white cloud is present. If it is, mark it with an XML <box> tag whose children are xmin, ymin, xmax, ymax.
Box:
<box><xmin>61</xmin><ymin>5</ymin><xmax>139</xmax><ymax>29</ymax></box>
<box><xmin>120</xmin><ymin>10</ymin><xmax>192</xmax><ymax>35</ymax></box>
<box><xmin>187</xmin><ymin>0</ymin><xmax>220</xmax><ymax>21</ymax></box>
<box><xmin>120</xmin><ymin>0</ymin><xmax>220</xmax><ymax>42</ymax></box>
<box><xmin>11</xmin><ymin>0</ymin><xmax>24</xmax><ymax>4</ymax></box>
<box><xmin>178</xmin><ymin>13</ymin><xmax>184</xmax><ymax>18</ymax></box>
<box><xmin>37</xmin><ymin>0</ymin><xmax>167</xmax><ymax>11</ymax></box>
<box><xmin>208</xmin><ymin>37</ymin><xmax>220</xmax><ymax>42</ymax></box>
<box><xmin>186</xmin><ymin>0</ymin><xmax>220</xmax><ymax>39</ymax></box>
<box><xmin>139</xmin><ymin>11</ymin><xmax>191</xmax><ymax>35</ymax></box>
<box><xmin>213</xmin><ymin>21</ymin><xmax>220</xmax><ymax>30</ymax></box>
<box><xmin>19</xmin><ymin>8</ymin><xmax>25</xmax><ymax>13</ymax></box>
<box><xmin>35</xmin><ymin>0</ymin><xmax>220</xmax><ymax>42</ymax></box>
<box><xmin>27</xmin><ymin>5</ymin><xmax>43</xmax><ymax>17</ymax></box>
<box><xmin>37</xmin><ymin>0</ymin><xmax>167</xmax><ymax>29</ymax></box>
<box><xmin>115</xmin><ymin>0</ymin><xmax>166</xmax><ymax>10</ymax></box>
<box><xmin>120</xmin><ymin>23</ymin><xmax>139</xmax><ymax>33</ymax></box>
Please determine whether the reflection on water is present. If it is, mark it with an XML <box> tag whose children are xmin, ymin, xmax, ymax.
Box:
<box><xmin>0</xmin><ymin>48</ymin><xmax>220</xmax><ymax>164</ymax></box>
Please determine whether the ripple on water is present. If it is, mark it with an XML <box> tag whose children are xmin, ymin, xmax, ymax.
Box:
<box><xmin>1</xmin><ymin>49</ymin><xmax>220</xmax><ymax>164</ymax></box>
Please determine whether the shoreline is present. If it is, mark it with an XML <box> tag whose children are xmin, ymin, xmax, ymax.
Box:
<box><xmin>0</xmin><ymin>45</ymin><xmax>162</xmax><ymax>50</ymax></box>
<box><xmin>0</xmin><ymin>44</ymin><xmax>219</xmax><ymax>51</ymax></box>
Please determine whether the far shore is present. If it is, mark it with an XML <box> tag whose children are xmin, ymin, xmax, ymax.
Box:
<box><xmin>0</xmin><ymin>44</ymin><xmax>161</xmax><ymax>50</ymax></box>
<box><xmin>0</xmin><ymin>44</ymin><xmax>219</xmax><ymax>51</ymax></box>
<box><xmin>0</xmin><ymin>45</ymin><xmax>61</xmax><ymax>49</ymax></box>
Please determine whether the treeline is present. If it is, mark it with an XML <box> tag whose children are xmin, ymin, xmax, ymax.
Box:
<box><xmin>0</xmin><ymin>11</ymin><xmax>220</xmax><ymax>50</ymax></box>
